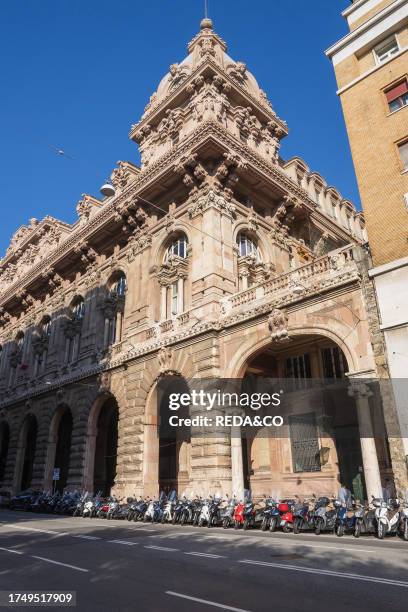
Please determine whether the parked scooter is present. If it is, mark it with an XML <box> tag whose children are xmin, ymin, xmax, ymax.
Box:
<box><xmin>335</xmin><ymin>502</ymin><xmax>362</xmax><ymax>537</ymax></box>
<box><xmin>198</xmin><ymin>498</ymin><xmax>211</xmax><ymax>527</ymax></box>
<box><xmin>314</xmin><ymin>498</ymin><xmax>340</xmax><ymax>535</ymax></box>
<box><xmin>277</xmin><ymin>499</ymin><xmax>295</xmax><ymax>533</ymax></box>
<box><xmin>292</xmin><ymin>498</ymin><xmax>316</xmax><ymax>534</ymax></box>
<box><xmin>259</xmin><ymin>497</ymin><xmax>280</xmax><ymax>531</ymax></box>
<box><xmin>162</xmin><ymin>490</ymin><xmax>177</xmax><ymax>524</ymax></box>
<box><xmin>398</xmin><ymin>500</ymin><xmax>408</xmax><ymax>541</ymax></box>
<box><xmin>220</xmin><ymin>496</ymin><xmax>236</xmax><ymax>529</ymax></box>
<box><xmin>373</xmin><ymin>497</ymin><xmax>400</xmax><ymax>539</ymax></box>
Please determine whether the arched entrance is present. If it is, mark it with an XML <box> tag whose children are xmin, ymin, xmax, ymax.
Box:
<box><xmin>239</xmin><ymin>334</ymin><xmax>375</xmax><ymax>500</ymax></box>
<box><xmin>92</xmin><ymin>396</ymin><xmax>119</xmax><ymax>496</ymax></box>
<box><xmin>0</xmin><ymin>421</ymin><xmax>10</xmax><ymax>482</ymax></box>
<box><xmin>20</xmin><ymin>415</ymin><xmax>38</xmax><ymax>491</ymax></box>
<box><xmin>53</xmin><ymin>409</ymin><xmax>73</xmax><ymax>493</ymax></box>
<box><xmin>144</xmin><ymin>376</ymin><xmax>191</xmax><ymax>497</ymax></box>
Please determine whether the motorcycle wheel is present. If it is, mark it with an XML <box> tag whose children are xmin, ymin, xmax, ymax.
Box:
<box><xmin>161</xmin><ymin>515</ymin><xmax>166</xmax><ymax>524</ymax></box>
<box><xmin>107</xmin><ymin>514</ymin><xmax>112</xmax><ymax>520</ymax></box>
<box><xmin>269</xmin><ymin>518</ymin><xmax>277</xmax><ymax>533</ymax></box>
<box><xmin>377</xmin><ymin>522</ymin><xmax>385</xmax><ymax>539</ymax></box>
<box><xmin>133</xmin><ymin>514</ymin><xmax>139</xmax><ymax>522</ymax></box>
<box><xmin>293</xmin><ymin>519</ymin><xmax>301</xmax><ymax>534</ymax></box>
<box><xmin>404</xmin><ymin>521</ymin><xmax>408</xmax><ymax>542</ymax></box>
<box><xmin>315</xmin><ymin>520</ymin><xmax>322</xmax><ymax>535</ymax></box>
<box><xmin>222</xmin><ymin>518</ymin><xmax>229</xmax><ymax>529</ymax></box>
<box><xmin>198</xmin><ymin>518</ymin><xmax>204</xmax><ymax>527</ymax></box>
<box><xmin>261</xmin><ymin>518</ymin><xmax>268</xmax><ymax>532</ymax></box>
<box><xmin>143</xmin><ymin>515</ymin><xmax>149</xmax><ymax>523</ymax></box>
<box><xmin>73</xmin><ymin>509</ymin><xmax>79</xmax><ymax>518</ymax></box>
<box><xmin>127</xmin><ymin>513</ymin><xmax>133</xmax><ymax>522</ymax></box>
<box><xmin>354</xmin><ymin>522</ymin><xmax>361</xmax><ymax>538</ymax></box>
<box><xmin>172</xmin><ymin>515</ymin><xmax>177</xmax><ymax>525</ymax></box>
<box><xmin>243</xmin><ymin>518</ymin><xmax>250</xmax><ymax>530</ymax></box>
<box><xmin>181</xmin><ymin>514</ymin><xmax>187</xmax><ymax>526</ymax></box>
<box><xmin>282</xmin><ymin>524</ymin><xmax>291</xmax><ymax>533</ymax></box>
<box><xmin>336</xmin><ymin>523</ymin><xmax>345</xmax><ymax>537</ymax></box>
<box><xmin>234</xmin><ymin>520</ymin><xmax>240</xmax><ymax>529</ymax></box>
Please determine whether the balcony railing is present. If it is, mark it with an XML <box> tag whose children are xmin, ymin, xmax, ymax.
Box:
<box><xmin>221</xmin><ymin>245</ymin><xmax>358</xmax><ymax>316</ymax></box>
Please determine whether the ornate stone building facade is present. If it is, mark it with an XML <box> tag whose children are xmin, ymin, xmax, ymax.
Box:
<box><xmin>0</xmin><ymin>18</ymin><xmax>406</xmax><ymax>502</ymax></box>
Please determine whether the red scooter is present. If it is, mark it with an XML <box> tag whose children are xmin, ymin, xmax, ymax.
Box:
<box><xmin>233</xmin><ymin>501</ymin><xmax>245</xmax><ymax>528</ymax></box>
<box><xmin>277</xmin><ymin>500</ymin><xmax>295</xmax><ymax>532</ymax></box>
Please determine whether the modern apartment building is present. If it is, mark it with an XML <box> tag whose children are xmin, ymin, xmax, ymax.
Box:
<box><xmin>326</xmin><ymin>0</ymin><xmax>408</xmax><ymax>459</ymax></box>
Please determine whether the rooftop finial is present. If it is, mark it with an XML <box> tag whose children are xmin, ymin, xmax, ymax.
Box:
<box><xmin>200</xmin><ymin>0</ymin><xmax>213</xmax><ymax>30</ymax></box>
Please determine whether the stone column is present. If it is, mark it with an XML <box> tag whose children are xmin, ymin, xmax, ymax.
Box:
<box><xmin>348</xmin><ymin>382</ymin><xmax>382</xmax><ymax>500</ymax></box>
<box><xmin>231</xmin><ymin>424</ymin><xmax>245</xmax><ymax>500</ymax></box>
<box><xmin>160</xmin><ymin>285</ymin><xmax>167</xmax><ymax>320</ymax></box>
<box><xmin>177</xmin><ymin>276</ymin><xmax>184</xmax><ymax>313</ymax></box>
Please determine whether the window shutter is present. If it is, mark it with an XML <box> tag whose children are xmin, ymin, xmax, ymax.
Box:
<box><xmin>386</xmin><ymin>81</ymin><xmax>408</xmax><ymax>102</ymax></box>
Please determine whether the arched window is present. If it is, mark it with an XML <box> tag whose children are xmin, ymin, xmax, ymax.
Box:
<box><xmin>72</xmin><ymin>297</ymin><xmax>85</xmax><ymax>321</ymax></box>
<box><xmin>64</xmin><ymin>297</ymin><xmax>85</xmax><ymax>363</ymax></box>
<box><xmin>104</xmin><ymin>273</ymin><xmax>127</xmax><ymax>347</ymax></box>
<box><xmin>237</xmin><ymin>233</ymin><xmax>261</xmax><ymax>260</ymax></box>
<box><xmin>41</xmin><ymin>315</ymin><xmax>52</xmax><ymax>337</ymax></box>
<box><xmin>159</xmin><ymin>234</ymin><xmax>189</xmax><ymax>319</ymax></box>
<box><xmin>164</xmin><ymin>235</ymin><xmax>188</xmax><ymax>262</ymax></box>
<box><xmin>111</xmin><ymin>273</ymin><xmax>127</xmax><ymax>297</ymax></box>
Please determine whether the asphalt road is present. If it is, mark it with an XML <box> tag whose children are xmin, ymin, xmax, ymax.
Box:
<box><xmin>0</xmin><ymin>509</ymin><xmax>407</xmax><ymax>612</ymax></box>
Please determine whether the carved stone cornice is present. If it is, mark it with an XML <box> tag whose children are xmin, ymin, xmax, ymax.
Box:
<box><xmin>0</xmin><ymin>121</ymin><xmax>356</xmax><ymax>310</ymax></box>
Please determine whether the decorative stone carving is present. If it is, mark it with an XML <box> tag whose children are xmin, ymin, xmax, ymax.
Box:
<box><xmin>268</xmin><ymin>308</ymin><xmax>290</xmax><ymax>343</ymax></box>
<box><xmin>157</xmin><ymin>346</ymin><xmax>173</xmax><ymax>373</ymax></box>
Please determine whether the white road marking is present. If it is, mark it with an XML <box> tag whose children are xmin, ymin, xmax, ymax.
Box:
<box><xmin>31</xmin><ymin>555</ymin><xmax>89</xmax><ymax>573</ymax></box>
<box><xmin>108</xmin><ymin>540</ymin><xmax>138</xmax><ymax>546</ymax></box>
<box><xmin>239</xmin><ymin>560</ymin><xmax>408</xmax><ymax>588</ymax></box>
<box><xmin>185</xmin><ymin>552</ymin><xmax>226</xmax><ymax>558</ymax></box>
<box><xmin>0</xmin><ymin>547</ymin><xmax>24</xmax><ymax>555</ymax></box>
<box><xmin>145</xmin><ymin>545</ymin><xmax>178</xmax><ymax>552</ymax></box>
<box><xmin>7</xmin><ymin>525</ymin><xmax>67</xmax><ymax>536</ymax></box>
<box><xmin>73</xmin><ymin>535</ymin><xmax>101</xmax><ymax>540</ymax></box>
<box><xmin>166</xmin><ymin>591</ymin><xmax>251</xmax><ymax>612</ymax></box>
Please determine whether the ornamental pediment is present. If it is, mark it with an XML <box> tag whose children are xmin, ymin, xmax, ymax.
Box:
<box><xmin>0</xmin><ymin>217</ymin><xmax>72</xmax><ymax>295</ymax></box>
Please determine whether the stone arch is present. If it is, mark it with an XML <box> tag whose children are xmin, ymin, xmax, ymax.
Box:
<box><xmin>83</xmin><ymin>393</ymin><xmax>119</xmax><ymax>495</ymax></box>
<box><xmin>44</xmin><ymin>404</ymin><xmax>73</xmax><ymax>492</ymax></box>
<box><xmin>225</xmin><ymin>323</ymin><xmax>358</xmax><ymax>379</ymax></box>
<box><xmin>0</xmin><ymin>420</ymin><xmax>10</xmax><ymax>483</ymax></box>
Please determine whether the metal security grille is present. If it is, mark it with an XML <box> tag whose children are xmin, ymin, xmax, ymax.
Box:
<box><xmin>289</xmin><ymin>413</ymin><xmax>321</xmax><ymax>473</ymax></box>
<box><xmin>322</xmin><ymin>347</ymin><xmax>346</xmax><ymax>380</ymax></box>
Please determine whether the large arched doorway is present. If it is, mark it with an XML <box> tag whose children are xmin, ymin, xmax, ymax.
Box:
<box><xmin>240</xmin><ymin>334</ymin><xmax>372</xmax><ymax>500</ymax></box>
<box><xmin>93</xmin><ymin>397</ymin><xmax>119</xmax><ymax>496</ymax></box>
<box><xmin>0</xmin><ymin>421</ymin><xmax>10</xmax><ymax>482</ymax></box>
<box><xmin>53</xmin><ymin>408</ymin><xmax>73</xmax><ymax>493</ymax></box>
<box><xmin>20</xmin><ymin>415</ymin><xmax>38</xmax><ymax>491</ymax></box>
<box><xmin>144</xmin><ymin>376</ymin><xmax>191</xmax><ymax>497</ymax></box>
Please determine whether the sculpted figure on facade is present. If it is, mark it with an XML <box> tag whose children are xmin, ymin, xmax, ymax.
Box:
<box><xmin>268</xmin><ymin>308</ymin><xmax>290</xmax><ymax>343</ymax></box>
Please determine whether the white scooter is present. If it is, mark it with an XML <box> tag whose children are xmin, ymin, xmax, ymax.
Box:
<box><xmin>162</xmin><ymin>490</ymin><xmax>177</xmax><ymax>524</ymax></box>
<box><xmin>372</xmin><ymin>497</ymin><xmax>400</xmax><ymax>539</ymax></box>
<box><xmin>198</xmin><ymin>497</ymin><xmax>211</xmax><ymax>527</ymax></box>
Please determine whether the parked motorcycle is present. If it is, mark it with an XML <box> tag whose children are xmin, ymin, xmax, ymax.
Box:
<box><xmin>162</xmin><ymin>490</ymin><xmax>177</xmax><ymax>524</ymax></box>
<box><xmin>373</xmin><ymin>497</ymin><xmax>400</xmax><ymax>539</ymax></box>
<box><xmin>220</xmin><ymin>496</ymin><xmax>236</xmax><ymax>529</ymax></box>
<box><xmin>398</xmin><ymin>500</ymin><xmax>408</xmax><ymax>541</ymax></box>
<box><xmin>277</xmin><ymin>499</ymin><xmax>295</xmax><ymax>533</ymax></box>
<box><xmin>292</xmin><ymin>498</ymin><xmax>316</xmax><ymax>534</ymax></box>
<box><xmin>198</xmin><ymin>498</ymin><xmax>211</xmax><ymax>527</ymax></box>
<box><xmin>314</xmin><ymin>497</ymin><xmax>340</xmax><ymax>535</ymax></box>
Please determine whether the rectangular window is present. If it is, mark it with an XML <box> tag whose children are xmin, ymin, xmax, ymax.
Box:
<box><xmin>322</xmin><ymin>347</ymin><xmax>346</xmax><ymax>380</ymax></box>
<box><xmin>289</xmin><ymin>413</ymin><xmax>321</xmax><ymax>473</ymax></box>
<box><xmin>171</xmin><ymin>282</ymin><xmax>178</xmax><ymax>316</ymax></box>
<box><xmin>285</xmin><ymin>354</ymin><xmax>312</xmax><ymax>389</ymax></box>
<box><xmin>374</xmin><ymin>36</ymin><xmax>399</xmax><ymax>64</ymax></box>
<box><xmin>385</xmin><ymin>80</ymin><xmax>408</xmax><ymax>113</ymax></box>
<box><xmin>398</xmin><ymin>140</ymin><xmax>408</xmax><ymax>171</ymax></box>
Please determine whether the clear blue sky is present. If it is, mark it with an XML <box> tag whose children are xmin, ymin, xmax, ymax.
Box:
<box><xmin>0</xmin><ymin>0</ymin><xmax>357</xmax><ymax>257</ymax></box>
